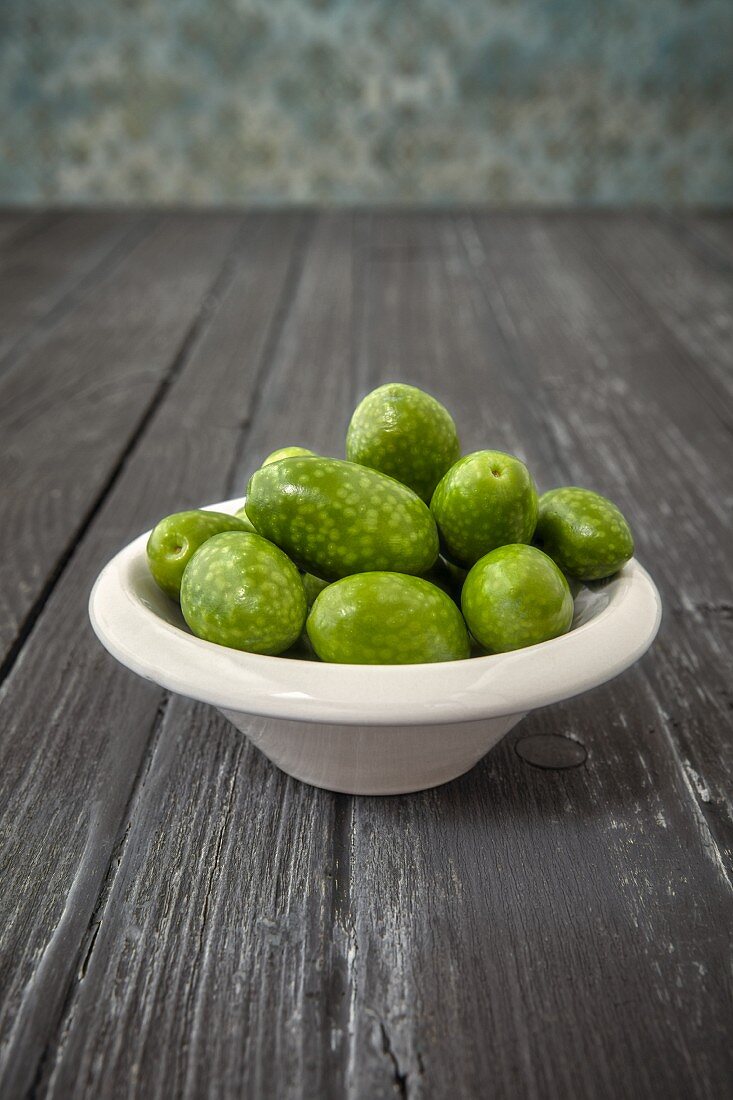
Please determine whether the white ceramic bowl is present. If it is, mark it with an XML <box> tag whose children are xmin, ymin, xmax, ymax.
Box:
<box><xmin>89</xmin><ymin>499</ymin><xmax>661</xmax><ymax>795</ymax></box>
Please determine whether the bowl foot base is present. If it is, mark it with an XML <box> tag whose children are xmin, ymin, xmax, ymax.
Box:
<box><xmin>219</xmin><ymin>710</ymin><xmax>525</xmax><ymax>795</ymax></box>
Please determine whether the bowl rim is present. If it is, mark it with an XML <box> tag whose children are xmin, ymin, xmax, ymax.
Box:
<box><xmin>89</xmin><ymin>498</ymin><xmax>662</xmax><ymax>727</ymax></box>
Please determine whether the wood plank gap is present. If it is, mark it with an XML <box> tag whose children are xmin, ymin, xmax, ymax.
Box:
<box><xmin>222</xmin><ymin>212</ymin><xmax>316</xmax><ymax>496</ymax></box>
<box><xmin>0</xmin><ymin>218</ymin><xmax>244</xmax><ymax>693</ymax></box>
<box><xmin>76</xmin><ymin>215</ymin><xmax>317</xmax><ymax>1074</ymax></box>
<box><xmin>458</xmin><ymin>209</ymin><xmax>733</xmax><ymax>894</ymax></box>
<box><xmin>350</xmin><ymin>211</ymin><xmax>373</xmax><ymax>403</ymax></box>
<box><xmin>0</xmin><ymin>213</ymin><xmax>76</xmax><ymax>261</ymax></box>
<box><xmin>327</xmin><ymin>795</ymin><xmax>357</xmax><ymax>1100</ymax></box>
<box><xmin>640</xmin><ymin>667</ymin><xmax>733</xmax><ymax>885</ymax></box>
<box><xmin>0</xmin><ymin>211</ymin><xmax>65</xmax><ymax>252</ymax></box>
<box><xmin>30</xmin><ymin>214</ymin><xmax>316</xmax><ymax>1095</ymax></box>
<box><xmin>23</xmin><ymin>212</ymin><xmax>343</xmax><ymax>1100</ymax></box>
<box><xmin>176</xmin><ymin>733</ymin><xmax>247</xmax><ymax>1079</ymax></box>
<box><xmin>25</xmin><ymin>693</ymin><xmax>172</xmax><ymax>1100</ymax></box>
<box><xmin>0</xmin><ymin>214</ymin><xmax>312</xmax><ymax>1098</ymax></box>
<box><xmin>326</xmin><ymin>213</ymin><xmax>370</xmax><ymax>1099</ymax></box>
<box><xmin>452</xmin><ymin>214</ymin><xmax>577</xmax><ymax>484</ymax></box>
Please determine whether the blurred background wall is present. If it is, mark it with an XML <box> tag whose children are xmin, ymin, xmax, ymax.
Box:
<box><xmin>2</xmin><ymin>0</ymin><xmax>731</xmax><ymax>206</ymax></box>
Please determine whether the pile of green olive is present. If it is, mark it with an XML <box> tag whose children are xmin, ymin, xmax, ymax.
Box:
<box><xmin>147</xmin><ymin>383</ymin><xmax>634</xmax><ymax>664</ymax></box>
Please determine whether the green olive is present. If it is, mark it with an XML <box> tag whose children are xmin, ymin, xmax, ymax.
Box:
<box><xmin>180</xmin><ymin>531</ymin><xmax>306</xmax><ymax>655</ymax></box>
<box><xmin>147</xmin><ymin>510</ymin><xmax>253</xmax><ymax>600</ymax></box>
<box><xmin>307</xmin><ymin>572</ymin><xmax>470</xmax><ymax>664</ymax></box>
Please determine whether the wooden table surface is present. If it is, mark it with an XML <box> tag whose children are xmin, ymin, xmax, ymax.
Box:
<box><xmin>0</xmin><ymin>209</ymin><xmax>731</xmax><ymax>1100</ymax></box>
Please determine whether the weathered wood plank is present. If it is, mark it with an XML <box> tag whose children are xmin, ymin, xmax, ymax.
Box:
<box><xmin>0</xmin><ymin>210</ymin><xmax>44</xmax><ymax>249</ymax></box>
<box><xmin>570</xmin><ymin>212</ymin><xmax>733</xmax><ymax>414</ymax></box>
<box><xmin>684</xmin><ymin>213</ymin><xmax>733</xmax><ymax>261</ymax></box>
<box><xmin>460</xmin><ymin>213</ymin><xmax>733</xmax><ymax>859</ymax></box>
<box><xmin>1</xmin><ymin>211</ymin><xmax>731</xmax><ymax>1100</ymax></box>
<box><xmin>0</xmin><ymin>214</ymin><xmax>308</xmax><ymax>1098</ymax></box>
<box><xmin>0</xmin><ymin>210</ymin><xmax>147</xmax><ymax>367</ymax></box>
<box><xmin>226</xmin><ymin>212</ymin><xmax>358</xmax><ymax>479</ymax></box>
<box><xmin>347</xmin><ymin>699</ymin><xmax>733</xmax><ymax>1100</ymax></box>
<box><xmin>40</xmin><ymin>705</ymin><xmax>338</xmax><ymax>1100</ymax></box>
<box><xmin>353</xmin><ymin>211</ymin><xmax>551</xmax><ymax>454</ymax></box>
<box><xmin>457</xmin><ymin>213</ymin><xmax>733</xmax><ymax>589</ymax></box>
<box><xmin>35</xmin><ymin>213</ymin><xmax>358</xmax><ymax>1100</ymax></box>
<box><xmin>0</xmin><ymin>212</ymin><xmax>242</xmax><ymax>673</ymax></box>
<box><xmin>339</xmin><ymin>212</ymin><xmax>733</xmax><ymax>1099</ymax></box>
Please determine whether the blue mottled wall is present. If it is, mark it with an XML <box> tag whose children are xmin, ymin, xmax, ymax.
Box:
<box><xmin>2</xmin><ymin>0</ymin><xmax>732</xmax><ymax>205</ymax></box>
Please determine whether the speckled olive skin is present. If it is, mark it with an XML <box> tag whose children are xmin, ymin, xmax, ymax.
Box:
<box><xmin>147</xmin><ymin>510</ymin><xmax>254</xmax><ymax>600</ymax></box>
<box><xmin>180</xmin><ymin>531</ymin><xmax>306</xmax><ymax>655</ymax></box>
<box><xmin>430</xmin><ymin>450</ymin><xmax>539</xmax><ymax>567</ymax></box>
<box><xmin>262</xmin><ymin>445</ymin><xmax>316</xmax><ymax>466</ymax></box>
<box><xmin>534</xmin><ymin>487</ymin><xmax>634</xmax><ymax>581</ymax></box>
<box><xmin>462</xmin><ymin>544</ymin><xmax>574</xmax><ymax>653</ymax></box>
<box><xmin>247</xmin><ymin>457</ymin><xmax>439</xmax><ymax>581</ymax></box>
<box><xmin>307</xmin><ymin>572</ymin><xmax>470</xmax><ymax>664</ymax></box>
<box><xmin>346</xmin><ymin>383</ymin><xmax>460</xmax><ymax>502</ymax></box>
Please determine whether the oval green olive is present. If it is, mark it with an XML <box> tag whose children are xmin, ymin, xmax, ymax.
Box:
<box><xmin>462</xmin><ymin>544</ymin><xmax>573</xmax><ymax>653</ymax></box>
<box><xmin>247</xmin><ymin>457</ymin><xmax>439</xmax><ymax>580</ymax></box>
<box><xmin>346</xmin><ymin>382</ymin><xmax>460</xmax><ymax>502</ymax></box>
<box><xmin>147</xmin><ymin>509</ymin><xmax>254</xmax><ymax>600</ymax></box>
<box><xmin>430</xmin><ymin>450</ymin><xmax>538</xmax><ymax>567</ymax></box>
<box><xmin>307</xmin><ymin>572</ymin><xmax>470</xmax><ymax>664</ymax></box>
<box><xmin>534</xmin><ymin>487</ymin><xmax>634</xmax><ymax>581</ymax></box>
<box><xmin>262</xmin><ymin>445</ymin><xmax>317</xmax><ymax>466</ymax></box>
<box><xmin>180</xmin><ymin>531</ymin><xmax>306</xmax><ymax>655</ymax></box>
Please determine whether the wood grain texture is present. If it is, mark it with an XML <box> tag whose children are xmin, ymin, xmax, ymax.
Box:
<box><xmin>460</xmin><ymin>212</ymin><xmax>733</xmax><ymax>870</ymax></box>
<box><xmin>0</xmin><ymin>213</ymin><xmax>307</xmax><ymax>1098</ymax></box>
<box><xmin>0</xmin><ymin>212</ymin><xmax>241</xmax><ymax>669</ymax></box>
<box><xmin>0</xmin><ymin>210</ymin><xmax>46</xmax><ymax>249</ymax></box>
<box><xmin>340</xmin><ymin>212</ymin><xmax>733</xmax><ymax>1100</ymax></box>
<box><xmin>684</xmin><ymin>214</ymin><xmax>733</xmax><ymax>261</ymax></box>
<box><xmin>0</xmin><ymin>211</ymin><xmax>147</xmax><ymax>369</ymax></box>
<box><xmin>38</xmin><ymin>212</ymin><xmax>360</xmax><ymax>1100</ymax></box>
<box><xmin>574</xmin><ymin>212</ymin><xmax>733</xmax><ymax>415</ymax></box>
<box><xmin>0</xmin><ymin>211</ymin><xmax>731</xmax><ymax>1100</ymax></box>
